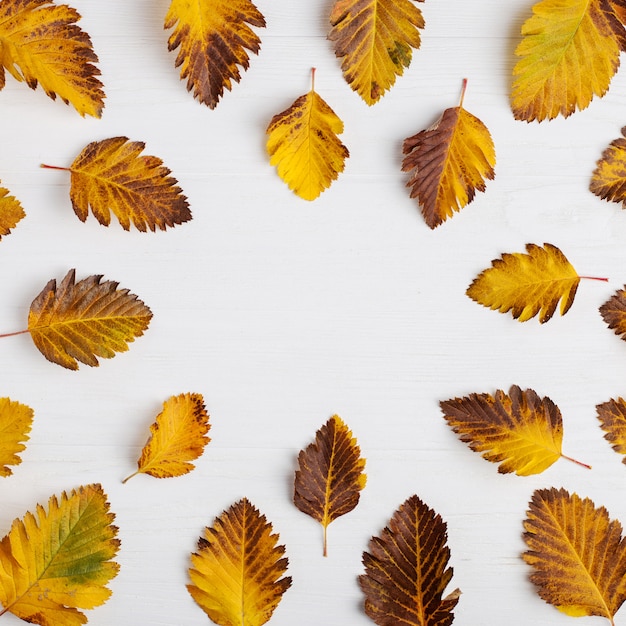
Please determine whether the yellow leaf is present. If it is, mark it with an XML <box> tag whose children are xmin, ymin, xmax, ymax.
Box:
<box><xmin>27</xmin><ymin>269</ymin><xmax>152</xmax><ymax>370</ymax></box>
<box><xmin>359</xmin><ymin>495</ymin><xmax>460</xmax><ymax>625</ymax></box>
<box><xmin>0</xmin><ymin>483</ymin><xmax>120</xmax><ymax>625</ymax></box>
<box><xmin>0</xmin><ymin>398</ymin><xmax>33</xmax><ymax>477</ymax></box>
<box><xmin>329</xmin><ymin>0</ymin><xmax>425</xmax><ymax>105</ymax></box>
<box><xmin>523</xmin><ymin>487</ymin><xmax>626</xmax><ymax>623</ymax></box>
<box><xmin>188</xmin><ymin>498</ymin><xmax>291</xmax><ymax>626</ymax></box>
<box><xmin>590</xmin><ymin>126</ymin><xmax>626</xmax><ymax>207</ymax></box>
<box><xmin>440</xmin><ymin>385</ymin><xmax>588</xmax><ymax>476</ymax></box>
<box><xmin>123</xmin><ymin>393</ymin><xmax>210</xmax><ymax>482</ymax></box>
<box><xmin>43</xmin><ymin>137</ymin><xmax>191</xmax><ymax>232</ymax></box>
<box><xmin>466</xmin><ymin>243</ymin><xmax>581</xmax><ymax>323</ymax></box>
<box><xmin>266</xmin><ymin>71</ymin><xmax>349</xmax><ymax>201</ymax></box>
<box><xmin>165</xmin><ymin>0</ymin><xmax>265</xmax><ymax>109</ymax></box>
<box><xmin>0</xmin><ymin>0</ymin><xmax>104</xmax><ymax>117</ymax></box>
<box><xmin>294</xmin><ymin>415</ymin><xmax>366</xmax><ymax>556</ymax></box>
<box><xmin>402</xmin><ymin>81</ymin><xmax>496</xmax><ymax>228</ymax></box>
<box><xmin>0</xmin><ymin>184</ymin><xmax>25</xmax><ymax>240</ymax></box>
<box><xmin>511</xmin><ymin>0</ymin><xmax>626</xmax><ymax>122</ymax></box>
<box><xmin>597</xmin><ymin>397</ymin><xmax>626</xmax><ymax>463</ymax></box>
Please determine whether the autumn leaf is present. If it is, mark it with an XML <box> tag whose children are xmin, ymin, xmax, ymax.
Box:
<box><xmin>440</xmin><ymin>385</ymin><xmax>589</xmax><ymax>476</ymax></box>
<box><xmin>359</xmin><ymin>495</ymin><xmax>460</xmax><ymax>626</ymax></box>
<box><xmin>0</xmin><ymin>483</ymin><xmax>120</xmax><ymax>625</ymax></box>
<box><xmin>188</xmin><ymin>498</ymin><xmax>291</xmax><ymax>626</ymax></box>
<box><xmin>590</xmin><ymin>126</ymin><xmax>626</xmax><ymax>207</ymax></box>
<box><xmin>466</xmin><ymin>243</ymin><xmax>607</xmax><ymax>323</ymax></box>
<box><xmin>600</xmin><ymin>286</ymin><xmax>626</xmax><ymax>341</ymax></box>
<box><xmin>123</xmin><ymin>393</ymin><xmax>210</xmax><ymax>482</ymax></box>
<box><xmin>329</xmin><ymin>0</ymin><xmax>425</xmax><ymax>105</ymax></box>
<box><xmin>41</xmin><ymin>137</ymin><xmax>191</xmax><ymax>232</ymax></box>
<box><xmin>597</xmin><ymin>397</ymin><xmax>626</xmax><ymax>463</ymax></box>
<box><xmin>0</xmin><ymin>398</ymin><xmax>33</xmax><ymax>477</ymax></box>
<box><xmin>164</xmin><ymin>0</ymin><xmax>265</xmax><ymax>109</ymax></box>
<box><xmin>0</xmin><ymin>184</ymin><xmax>24</xmax><ymax>240</ymax></box>
<box><xmin>294</xmin><ymin>415</ymin><xmax>366</xmax><ymax>556</ymax></box>
<box><xmin>266</xmin><ymin>70</ymin><xmax>349</xmax><ymax>201</ymax></box>
<box><xmin>0</xmin><ymin>0</ymin><xmax>104</xmax><ymax>117</ymax></box>
<box><xmin>523</xmin><ymin>487</ymin><xmax>626</xmax><ymax>623</ymax></box>
<box><xmin>511</xmin><ymin>0</ymin><xmax>626</xmax><ymax>122</ymax></box>
<box><xmin>402</xmin><ymin>80</ymin><xmax>496</xmax><ymax>228</ymax></box>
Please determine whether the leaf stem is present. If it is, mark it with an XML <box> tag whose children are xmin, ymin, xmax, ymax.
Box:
<box><xmin>561</xmin><ymin>453</ymin><xmax>592</xmax><ymax>470</ymax></box>
<box><xmin>40</xmin><ymin>164</ymin><xmax>70</xmax><ymax>171</ymax></box>
<box><xmin>323</xmin><ymin>524</ymin><xmax>328</xmax><ymax>557</ymax></box>
<box><xmin>121</xmin><ymin>471</ymin><xmax>139</xmax><ymax>484</ymax></box>
<box><xmin>579</xmin><ymin>275</ymin><xmax>609</xmax><ymax>282</ymax></box>
<box><xmin>459</xmin><ymin>78</ymin><xmax>468</xmax><ymax>108</ymax></box>
<box><xmin>0</xmin><ymin>329</ymin><xmax>29</xmax><ymax>339</ymax></box>
<box><xmin>311</xmin><ymin>67</ymin><xmax>316</xmax><ymax>92</ymax></box>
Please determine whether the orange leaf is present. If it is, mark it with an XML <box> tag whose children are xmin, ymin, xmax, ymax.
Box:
<box><xmin>597</xmin><ymin>397</ymin><xmax>626</xmax><ymax>463</ymax></box>
<box><xmin>188</xmin><ymin>498</ymin><xmax>291</xmax><ymax>626</ymax></box>
<box><xmin>590</xmin><ymin>126</ymin><xmax>626</xmax><ymax>207</ymax></box>
<box><xmin>294</xmin><ymin>415</ymin><xmax>366</xmax><ymax>556</ymax></box>
<box><xmin>0</xmin><ymin>398</ymin><xmax>33</xmax><ymax>477</ymax></box>
<box><xmin>402</xmin><ymin>81</ymin><xmax>495</xmax><ymax>228</ymax></box>
<box><xmin>600</xmin><ymin>286</ymin><xmax>626</xmax><ymax>341</ymax></box>
<box><xmin>123</xmin><ymin>393</ymin><xmax>210</xmax><ymax>482</ymax></box>
<box><xmin>165</xmin><ymin>0</ymin><xmax>265</xmax><ymax>108</ymax></box>
<box><xmin>359</xmin><ymin>495</ymin><xmax>460</xmax><ymax>625</ymax></box>
<box><xmin>0</xmin><ymin>184</ymin><xmax>25</xmax><ymax>240</ymax></box>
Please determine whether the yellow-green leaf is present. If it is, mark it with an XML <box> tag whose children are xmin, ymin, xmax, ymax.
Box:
<box><xmin>165</xmin><ymin>0</ymin><xmax>265</xmax><ymax>108</ymax></box>
<box><xmin>0</xmin><ymin>0</ymin><xmax>104</xmax><ymax>117</ymax></box>
<box><xmin>0</xmin><ymin>483</ymin><xmax>120</xmax><ymax>625</ymax></box>
<box><xmin>0</xmin><ymin>398</ymin><xmax>33</xmax><ymax>477</ymax></box>
<box><xmin>329</xmin><ymin>0</ymin><xmax>425</xmax><ymax>105</ymax></box>
<box><xmin>188</xmin><ymin>498</ymin><xmax>291</xmax><ymax>626</ymax></box>
<box><xmin>27</xmin><ymin>269</ymin><xmax>153</xmax><ymax>370</ymax></box>
<box><xmin>294</xmin><ymin>415</ymin><xmax>366</xmax><ymax>556</ymax></box>
<box><xmin>123</xmin><ymin>393</ymin><xmax>210</xmax><ymax>482</ymax></box>
<box><xmin>0</xmin><ymin>184</ymin><xmax>25</xmax><ymax>240</ymax></box>
<box><xmin>266</xmin><ymin>72</ymin><xmax>349</xmax><ymax>200</ymax></box>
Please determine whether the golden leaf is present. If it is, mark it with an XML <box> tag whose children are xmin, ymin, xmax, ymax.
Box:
<box><xmin>600</xmin><ymin>285</ymin><xmax>626</xmax><ymax>341</ymax></box>
<box><xmin>0</xmin><ymin>0</ymin><xmax>104</xmax><ymax>117</ymax></box>
<box><xmin>511</xmin><ymin>0</ymin><xmax>626</xmax><ymax>122</ymax></box>
<box><xmin>294</xmin><ymin>415</ymin><xmax>366</xmax><ymax>556</ymax></box>
<box><xmin>590</xmin><ymin>126</ymin><xmax>626</xmax><ymax>207</ymax></box>
<box><xmin>26</xmin><ymin>269</ymin><xmax>152</xmax><ymax>370</ymax></box>
<box><xmin>266</xmin><ymin>70</ymin><xmax>349</xmax><ymax>201</ymax></box>
<box><xmin>440</xmin><ymin>385</ymin><xmax>588</xmax><ymax>476</ymax></box>
<box><xmin>359</xmin><ymin>495</ymin><xmax>460</xmax><ymax>626</ymax></box>
<box><xmin>0</xmin><ymin>483</ymin><xmax>120</xmax><ymax>625</ymax></box>
<box><xmin>597</xmin><ymin>397</ymin><xmax>626</xmax><ymax>463</ymax></box>
<box><xmin>0</xmin><ymin>184</ymin><xmax>25</xmax><ymax>241</ymax></box>
<box><xmin>0</xmin><ymin>398</ymin><xmax>33</xmax><ymax>477</ymax></box>
<box><xmin>329</xmin><ymin>0</ymin><xmax>425</xmax><ymax>105</ymax></box>
<box><xmin>123</xmin><ymin>393</ymin><xmax>210</xmax><ymax>482</ymax></box>
<box><xmin>402</xmin><ymin>81</ymin><xmax>495</xmax><ymax>228</ymax></box>
<box><xmin>466</xmin><ymin>243</ymin><xmax>581</xmax><ymax>323</ymax></box>
<box><xmin>523</xmin><ymin>487</ymin><xmax>626</xmax><ymax>623</ymax></box>
<box><xmin>188</xmin><ymin>498</ymin><xmax>291</xmax><ymax>626</ymax></box>
<box><xmin>165</xmin><ymin>0</ymin><xmax>265</xmax><ymax>109</ymax></box>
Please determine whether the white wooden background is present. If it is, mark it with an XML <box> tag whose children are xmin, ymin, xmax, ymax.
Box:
<box><xmin>1</xmin><ymin>0</ymin><xmax>626</xmax><ymax>624</ymax></box>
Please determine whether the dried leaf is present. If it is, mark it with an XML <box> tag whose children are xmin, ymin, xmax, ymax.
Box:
<box><xmin>0</xmin><ymin>483</ymin><xmax>120</xmax><ymax>625</ymax></box>
<box><xmin>590</xmin><ymin>126</ymin><xmax>626</xmax><ymax>207</ymax></box>
<box><xmin>511</xmin><ymin>0</ymin><xmax>626</xmax><ymax>121</ymax></box>
<box><xmin>0</xmin><ymin>184</ymin><xmax>25</xmax><ymax>240</ymax></box>
<box><xmin>123</xmin><ymin>393</ymin><xmax>210</xmax><ymax>482</ymax></box>
<box><xmin>0</xmin><ymin>398</ymin><xmax>33</xmax><ymax>477</ymax></box>
<box><xmin>402</xmin><ymin>81</ymin><xmax>495</xmax><ymax>228</ymax></box>
<box><xmin>359</xmin><ymin>495</ymin><xmax>460</xmax><ymax>626</ymax></box>
<box><xmin>188</xmin><ymin>498</ymin><xmax>291</xmax><ymax>626</ymax></box>
<box><xmin>329</xmin><ymin>0</ymin><xmax>425</xmax><ymax>105</ymax></box>
<box><xmin>294</xmin><ymin>415</ymin><xmax>366</xmax><ymax>556</ymax></box>
<box><xmin>466</xmin><ymin>243</ymin><xmax>580</xmax><ymax>323</ymax></box>
<box><xmin>600</xmin><ymin>286</ymin><xmax>626</xmax><ymax>340</ymax></box>
<box><xmin>165</xmin><ymin>0</ymin><xmax>265</xmax><ymax>109</ymax></box>
<box><xmin>27</xmin><ymin>269</ymin><xmax>152</xmax><ymax>370</ymax></box>
<box><xmin>440</xmin><ymin>385</ymin><xmax>587</xmax><ymax>476</ymax></box>
<box><xmin>597</xmin><ymin>397</ymin><xmax>626</xmax><ymax>463</ymax></box>
<box><xmin>266</xmin><ymin>71</ymin><xmax>349</xmax><ymax>200</ymax></box>
<box><xmin>523</xmin><ymin>487</ymin><xmax>626</xmax><ymax>623</ymax></box>
<box><xmin>0</xmin><ymin>0</ymin><xmax>104</xmax><ymax>117</ymax></box>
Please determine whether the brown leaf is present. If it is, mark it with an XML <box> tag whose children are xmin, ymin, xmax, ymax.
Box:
<box><xmin>590</xmin><ymin>126</ymin><xmax>626</xmax><ymax>207</ymax></box>
<box><xmin>294</xmin><ymin>415</ymin><xmax>366</xmax><ymax>556</ymax></box>
<box><xmin>597</xmin><ymin>397</ymin><xmax>626</xmax><ymax>462</ymax></box>
<box><xmin>600</xmin><ymin>285</ymin><xmax>626</xmax><ymax>341</ymax></box>
<box><xmin>359</xmin><ymin>495</ymin><xmax>460</xmax><ymax>626</ymax></box>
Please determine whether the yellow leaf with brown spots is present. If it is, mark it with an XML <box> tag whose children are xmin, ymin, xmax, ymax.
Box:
<box><xmin>590</xmin><ymin>126</ymin><xmax>626</xmax><ymax>207</ymax></box>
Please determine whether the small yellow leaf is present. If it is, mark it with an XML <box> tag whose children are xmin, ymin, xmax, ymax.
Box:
<box><xmin>0</xmin><ymin>483</ymin><xmax>120</xmax><ymax>625</ymax></box>
<box><xmin>27</xmin><ymin>269</ymin><xmax>153</xmax><ymax>370</ymax></box>
<box><xmin>0</xmin><ymin>0</ymin><xmax>104</xmax><ymax>117</ymax></box>
<box><xmin>0</xmin><ymin>398</ymin><xmax>33</xmax><ymax>477</ymax></box>
<box><xmin>511</xmin><ymin>0</ymin><xmax>626</xmax><ymax>121</ymax></box>
<box><xmin>294</xmin><ymin>415</ymin><xmax>366</xmax><ymax>556</ymax></box>
<box><xmin>590</xmin><ymin>126</ymin><xmax>626</xmax><ymax>207</ymax></box>
<box><xmin>165</xmin><ymin>0</ymin><xmax>265</xmax><ymax>108</ymax></box>
<box><xmin>188</xmin><ymin>498</ymin><xmax>291</xmax><ymax>626</ymax></box>
<box><xmin>123</xmin><ymin>393</ymin><xmax>210</xmax><ymax>482</ymax></box>
<box><xmin>597</xmin><ymin>397</ymin><xmax>626</xmax><ymax>462</ymax></box>
<box><xmin>467</xmin><ymin>243</ymin><xmax>580</xmax><ymax>323</ymax></box>
<box><xmin>402</xmin><ymin>81</ymin><xmax>496</xmax><ymax>228</ymax></box>
<box><xmin>329</xmin><ymin>0</ymin><xmax>425</xmax><ymax>105</ymax></box>
<box><xmin>0</xmin><ymin>184</ymin><xmax>25</xmax><ymax>240</ymax></box>
<box><xmin>266</xmin><ymin>72</ymin><xmax>349</xmax><ymax>200</ymax></box>
<box><xmin>523</xmin><ymin>487</ymin><xmax>626</xmax><ymax>622</ymax></box>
